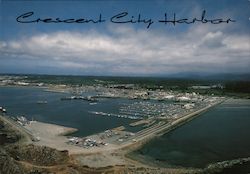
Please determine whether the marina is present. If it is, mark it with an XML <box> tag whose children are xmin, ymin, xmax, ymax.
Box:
<box><xmin>0</xmin><ymin>85</ymin><xmax>225</xmax><ymax>152</ymax></box>
<box><xmin>1</xmin><ymin>0</ymin><xmax>249</xmax><ymax>172</ymax></box>
<box><xmin>0</xmin><ymin>77</ymin><xmax>249</xmax><ymax>173</ymax></box>
<box><xmin>0</xmin><ymin>86</ymin><xmax>134</xmax><ymax>137</ymax></box>
<box><xmin>132</xmin><ymin>99</ymin><xmax>250</xmax><ymax>168</ymax></box>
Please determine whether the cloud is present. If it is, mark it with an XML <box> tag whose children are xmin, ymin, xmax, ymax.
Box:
<box><xmin>0</xmin><ymin>25</ymin><xmax>250</xmax><ymax>75</ymax></box>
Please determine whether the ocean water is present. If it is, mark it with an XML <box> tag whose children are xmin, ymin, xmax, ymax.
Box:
<box><xmin>133</xmin><ymin>99</ymin><xmax>250</xmax><ymax>168</ymax></box>
<box><xmin>0</xmin><ymin>86</ymin><xmax>135</xmax><ymax>137</ymax></box>
<box><xmin>2</xmin><ymin>86</ymin><xmax>250</xmax><ymax>169</ymax></box>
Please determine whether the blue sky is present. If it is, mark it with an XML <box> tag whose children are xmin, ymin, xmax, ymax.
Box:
<box><xmin>0</xmin><ymin>0</ymin><xmax>250</xmax><ymax>76</ymax></box>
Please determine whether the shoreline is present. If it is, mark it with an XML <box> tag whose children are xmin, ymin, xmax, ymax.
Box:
<box><xmin>2</xmin><ymin>98</ymin><xmax>249</xmax><ymax>173</ymax></box>
<box><xmin>1</xmin><ymin>99</ymin><xmax>224</xmax><ymax>153</ymax></box>
<box><xmin>125</xmin><ymin>98</ymin><xmax>250</xmax><ymax>170</ymax></box>
<box><xmin>28</xmin><ymin>121</ymin><xmax>78</xmax><ymax>136</ymax></box>
<box><xmin>119</xmin><ymin>99</ymin><xmax>225</xmax><ymax>154</ymax></box>
<box><xmin>0</xmin><ymin>98</ymin><xmax>225</xmax><ymax>170</ymax></box>
<box><xmin>0</xmin><ymin>85</ymin><xmax>226</xmax><ymax>155</ymax></box>
<box><xmin>0</xmin><ymin>114</ymin><xmax>32</xmax><ymax>144</ymax></box>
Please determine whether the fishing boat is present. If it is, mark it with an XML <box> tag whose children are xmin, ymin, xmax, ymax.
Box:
<box><xmin>36</xmin><ymin>101</ymin><xmax>48</xmax><ymax>104</ymax></box>
<box><xmin>0</xmin><ymin>107</ymin><xmax>7</xmax><ymax>113</ymax></box>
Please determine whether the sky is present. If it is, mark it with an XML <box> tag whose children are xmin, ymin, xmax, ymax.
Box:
<box><xmin>0</xmin><ymin>0</ymin><xmax>250</xmax><ymax>76</ymax></box>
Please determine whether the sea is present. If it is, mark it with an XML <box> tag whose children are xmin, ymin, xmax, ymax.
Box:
<box><xmin>0</xmin><ymin>86</ymin><xmax>137</xmax><ymax>136</ymax></box>
<box><xmin>132</xmin><ymin>99</ymin><xmax>250</xmax><ymax>169</ymax></box>
<box><xmin>1</xmin><ymin>86</ymin><xmax>250</xmax><ymax>171</ymax></box>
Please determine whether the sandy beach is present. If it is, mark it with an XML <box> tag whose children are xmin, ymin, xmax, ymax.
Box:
<box><xmin>25</xmin><ymin>121</ymin><xmax>107</xmax><ymax>154</ymax></box>
<box><xmin>23</xmin><ymin>121</ymin><xmax>133</xmax><ymax>168</ymax></box>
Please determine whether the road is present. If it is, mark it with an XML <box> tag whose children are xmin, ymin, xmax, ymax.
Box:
<box><xmin>119</xmin><ymin>100</ymin><xmax>224</xmax><ymax>149</ymax></box>
<box><xmin>0</xmin><ymin>114</ymin><xmax>33</xmax><ymax>143</ymax></box>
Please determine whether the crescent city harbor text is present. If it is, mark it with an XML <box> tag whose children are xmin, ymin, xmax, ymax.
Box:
<box><xmin>16</xmin><ymin>10</ymin><xmax>235</xmax><ymax>29</ymax></box>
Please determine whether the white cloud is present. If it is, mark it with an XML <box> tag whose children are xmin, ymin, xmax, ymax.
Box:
<box><xmin>0</xmin><ymin>25</ymin><xmax>249</xmax><ymax>75</ymax></box>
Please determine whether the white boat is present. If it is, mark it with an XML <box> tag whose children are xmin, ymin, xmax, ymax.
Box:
<box><xmin>37</xmin><ymin>101</ymin><xmax>48</xmax><ymax>104</ymax></box>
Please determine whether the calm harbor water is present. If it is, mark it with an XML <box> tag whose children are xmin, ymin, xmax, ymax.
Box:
<box><xmin>133</xmin><ymin>99</ymin><xmax>250</xmax><ymax>168</ymax></box>
<box><xmin>0</xmin><ymin>86</ymin><xmax>136</xmax><ymax>136</ymax></box>
<box><xmin>1</xmin><ymin>86</ymin><xmax>250</xmax><ymax>169</ymax></box>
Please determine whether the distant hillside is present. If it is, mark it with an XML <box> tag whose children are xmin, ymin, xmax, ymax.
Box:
<box><xmin>1</xmin><ymin>73</ymin><xmax>250</xmax><ymax>95</ymax></box>
<box><xmin>164</xmin><ymin>72</ymin><xmax>250</xmax><ymax>81</ymax></box>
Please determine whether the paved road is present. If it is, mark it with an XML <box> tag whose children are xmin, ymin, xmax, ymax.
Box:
<box><xmin>119</xmin><ymin>100</ymin><xmax>224</xmax><ymax>148</ymax></box>
<box><xmin>0</xmin><ymin>114</ymin><xmax>33</xmax><ymax>143</ymax></box>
